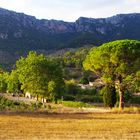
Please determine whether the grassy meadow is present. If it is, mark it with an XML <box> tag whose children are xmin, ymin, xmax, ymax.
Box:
<box><xmin>0</xmin><ymin>112</ymin><xmax>140</xmax><ymax>140</ymax></box>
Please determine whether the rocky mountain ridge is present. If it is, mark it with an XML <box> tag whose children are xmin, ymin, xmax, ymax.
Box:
<box><xmin>0</xmin><ymin>7</ymin><xmax>140</xmax><ymax>69</ymax></box>
<box><xmin>0</xmin><ymin>7</ymin><xmax>140</xmax><ymax>35</ymax></box>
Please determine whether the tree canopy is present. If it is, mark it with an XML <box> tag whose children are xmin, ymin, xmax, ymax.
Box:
<box><xmin>83</xmin><ymin>40</ymin><xmax>140</xmax><ymax>109</ymax></box>
<box><xmin>16</xmin><ymin>51</ymin><xmax>64</xmax><ymax>101</ymax></box>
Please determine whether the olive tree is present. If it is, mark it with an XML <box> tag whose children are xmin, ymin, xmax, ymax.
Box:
<box><xmin>83</xmin><ymin>40</ymin><xmax>140</xmax><ymax>109</ymax></box>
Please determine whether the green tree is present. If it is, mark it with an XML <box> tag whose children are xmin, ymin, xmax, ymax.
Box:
<box><xmin>134</xmin><ymin>71</ymin><xmax>140</xmax><ymax>92</ymax></box>
<box><xmin>16</xmin><ymin>51</ymin><xmax>46</xmax><ymax>100</ymax></box>
<box><xmin>6</xmin><ymin>70</ymin><xmax>20</xmax><ymax>94</ymax></box>
<box><xmin>16</xmin><ymin>51</ymin><xmax>64</xmax><ymax>101</ymax></box>
<box><xmin>65</xmin><ymin>80</ymin><xmax>77</xmax><ymax>95</ymax></box>
<box><xmin>83</xmin><ymin>40</ymin><xmax>140</xmax><ymax>109</ymax></box>
<box><xmin>43</xmin><ymin>59</ymin><xmax>65</xmax><ymax>101</ymax></box>
<box><xmin>48</xmin><ymin>81</ymin><xmax>57</xmax><ymax>102</ymax></box>
<box><xmin>0</xmin><ymin>73</ymin><xmax>7</xmax><ymax>93</ymax></box>
<box><xmin>63</xmin><ymin>48</ymin><xmax>90</xmax><ymax>68</ymax></box>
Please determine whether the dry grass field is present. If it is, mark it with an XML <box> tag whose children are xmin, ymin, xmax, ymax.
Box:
<box><xmin>0</xmin><ymin>112</ymin><xmax>140</xmax><ymax>140</ymax></box>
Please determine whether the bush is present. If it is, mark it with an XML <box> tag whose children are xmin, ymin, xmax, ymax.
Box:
<box><xmin>101</xmin><ymin>85</ymin><xmax>117</xmax><ymax>108</ymax></box>
<box><xmin>78</xmin><ymin>95</ymin><xmax>103</xmax><ymax>103</ymax></box>
<box><xmin>65</xmin><ymin>81</ymin><xmax>79</xmax><ymax>96</ymax></box>
<box><xmin>0</xmin><ymin>95</ymin><xmax>30</xmax><ymax>111</ymax></box>
<box><xmin>124</xmin><ymin>90</ymin><xmax>132</xmax><ymax>102</ymax></box>
<box><xmin>88</xmin><ymin>76</ymin><xmax>95</xmax><ymax>82</ymax></box>
<box><xmin>80</xmin><ymin>95</ymin><xmax>94</xmax><ymax>102</ymax></box>
<box><xmin>63</xmin><ymin>95</ymin><xmax>75</xmax><ymax>101</ymax></box>
<box><xmin>79</xmin><ymin>76</ymin><xmax>89</xmax><ymax>84</ymax></box>
<box><xmin>77</xmin><ymin>88</ymin><xmax>98</xmax><ymax>96</ymax></box>
<box><xmin>30</xmin><ymin>102</ymin><xmax>43</xmax><ymax>110</ymax></box>
<box><xmin>131</xmin><ymin>96</ymin><xmax>140</xmax><ymax>104</ymax></box>
<box><xmin>13</xmin><ymin>101</ymin><xmax>20</xmax><ymax>106</ymax></box>
<box><xmin>92</xmin><ymin>96</ymin><xmax>103</xmax><ymax>103</ymax></box>
<box><xmin>69</xmin><ymin>71</ymin><xmax>81</xmax><ymax>79</ymax></box>
<box><xmin>86</xmin><ymin>88</ymin><xmax>97</xmax><ymax>95</ymax></box>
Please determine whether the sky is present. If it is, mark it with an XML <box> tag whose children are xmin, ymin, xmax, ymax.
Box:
<box><xmin>0</xmin><ymin>0</ymin><xmax>140</xmax><ymax>22</ymax></box>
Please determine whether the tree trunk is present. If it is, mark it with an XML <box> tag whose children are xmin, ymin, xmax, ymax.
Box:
<box><xmin>42</xmin><ymin>97</ymin><xmax>44</xmax><ymax>103</ymax></box>
<box><xmin>117</xmin><ymin>76</ymin><xmax>125</xmax><ymax>110</ymax></box>
<box><xmin>36</xmin><ymin>94</ymin><xmax>38</xmax><ymax>101</ymax></box>
<box><xmin>119</xmin><ymin>89</ymin><xmax>124</xmax><ymax>109</ymax></box>
<box><xmin>42</xmin><ymin>97</ymin><xmax>46</xmax><ymax>108</ymax></box>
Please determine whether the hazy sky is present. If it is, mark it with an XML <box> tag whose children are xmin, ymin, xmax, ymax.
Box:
<box><xmin>0</xmin><ymin>0</ymin><xmax>140</xmax><ymax>21</ymax></box>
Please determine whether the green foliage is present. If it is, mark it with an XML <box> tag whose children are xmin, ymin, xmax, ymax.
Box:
<box><xmin>16</xmin><ymin>51</ymin><xmax>47</xmax><ymax>97</ymax></box>
<box><xmin>78</xmin><ymin>88</ymin><xmax>98</xmax><ymax>95</ymax></box>
<box><xmin>68</xmin><ymin>71</ymin><xmax>81</xmax><ymax>79</ymax></box>
<box><xmin>59</xmin><ymin>48</ymin><xmax>91</xmax><ymax>80</ymax></box>
<box><xmin>63</xmin><ymin>48</ymin><xmax>90</xmax><ymax>68</ymax></box>
<box><xmin>0</xmin><ymin>95</ymin><xmax>48</xmax><ymax>111</ymax></box>
<box><xmin>65</xmin><ymin>80</ymin><xmax>78</xmax><ymax>96</ymax></box>
<box><xmin>48</xmin><ymin>80</ymin><xmax>58</xmax><ymax>102</ymax></box>
<box><xmin>0</xmin><ymin>96</ymin><xmax>30</xmax><ymax>111</ymax></box>
<box><xmin>84</xmin><ymin>40</ymin><xmax>140</xmax><ymax>81</ymax></box>
<box><xmin>16</xmin><ymin>51</ymin><xmax>64</xmax><ymax>100</ymax></box>
<box><xmin>48</xmin><ymin>47</ymin><xmax>93</xmax><ymax>81</ymax></box>
<box><xmin>101</xmin><ymin>85</ymin><xmax>117</xmax><ymax>108</ymax></box>
<box><xmin>83</xmin><ymin>40</ymin><xmax>140</xmax><ymax>108</ymax></box>
<box><xmin>30</xmin><ymin>102</ymin><xmax>44</xmax><ymax>110</ymax></box>
<box><xmin>80</xmin><ymin>95</ymin><xmax>103</xmax><ymax>103</ymax></box>
<box><xmin>62</xmin><ymin>101</ymin><xmax>93</xmax><ymax>108</ymax></box>
<box><xmin>131</xmin><ymin>96</ymin><xmax>140</xmax><ymax>104</ymax></box>
<box><xmin>124</xmin><ymin>90</ymin><xmax>132</xmax><ymax>102</ymax></box>
<box><xmin>88</xmin><ymin>76</ymin><xmax>96</xmax><ymax>82</ymax></box>
<box><xmin>6</xmin><ymin>70</ymin><xmax>20</xmax><ymax>93</ymax></box>
<box><xmin>79</xmin><ymin>76</ymin><xmax>89</xmax><ymax>84</ymax></box>
<box><xmin>64</xmin><ymin>80</ymin><xmax>101</xmax><ymax>103</ymax></box>
<box><xmin>0</xmin><ymin>73</ymin><xmax>7</xmax><ymax>92</ymax></box>
<box><xmin>135</xmin><ymin>71</ymin><xmax>140</xmax><ymax>92</ymax></box>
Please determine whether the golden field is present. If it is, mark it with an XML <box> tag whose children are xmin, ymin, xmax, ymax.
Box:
<box><xmin>0</xmin><ymin>112</ymin><xmax>140</xmax><ymax>140</ymax></box>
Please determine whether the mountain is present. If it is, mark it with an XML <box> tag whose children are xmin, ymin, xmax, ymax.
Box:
<box><xmin>0</xmin><ymin>7</ymin><xmax>140</xmax><ymax>69</ymax></box>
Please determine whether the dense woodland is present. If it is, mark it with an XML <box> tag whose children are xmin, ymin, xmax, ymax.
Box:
<box><xmin>0</xmin><ymin>40</ymin><xmax>140</xmax><ymax>110</ymax></box>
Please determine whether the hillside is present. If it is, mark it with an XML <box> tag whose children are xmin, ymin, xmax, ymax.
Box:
<box><xmin>0</xmin><ymin>7</ymin><xmax>140</xmax><ymax>68</ymax></box>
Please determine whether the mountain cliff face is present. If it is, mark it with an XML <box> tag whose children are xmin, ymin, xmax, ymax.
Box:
<box><xmin>0</xmin><ymin>7</ymin><xmax>140</xmax><ymax>68</ymax></box>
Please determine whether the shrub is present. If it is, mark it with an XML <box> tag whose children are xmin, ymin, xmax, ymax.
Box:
<box><xmin>124</xmin><ymin>90</ymin><xmax>132</xmax><ymax>102</ymax></box>
<box><xmin>131</xmin><ymin>96</ymin><xmax>140</xmax><ymax>104</ymax></box>
<box><xmin>69</xmin><ymin>71</ymin><xmax>81</xmax><ymax>79</ymax></box>
<box><xmin>65</xmin><ymin>80</ymin><xmax>78</xmax><ymax>96</ymax></box>
<box><xmin>78</xmin><ymin>95</ymin><xmax>103</xmax><ymax>103</ymax></box>
<box><xmin>79</xmin><ymin>76</ymin><xmax>89</xmax><ymax>84</ymax></box>
<box><xmin>63</xmin><ymin>95</ymin><xmax>75</xmax><ymax>101</ymax></box>
<box><xmin>88</xmin><ymin>76</ymin><xmax>96</xmax><ymax>82</ymax></box>
<box><xmin>0</xmin><ymin>95</ymin><xmax>30</xmax><ymax>111</ymax></box>
<box><xmin>101</xmin><ymin>85</ymin><xmax>117</xmax><ymax>108</ymax></box>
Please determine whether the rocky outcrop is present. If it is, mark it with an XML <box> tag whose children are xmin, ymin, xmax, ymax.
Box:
<box><xmin>0</xmin><ymin>7</ymin><xmax>140</xmax><ymax>36</ymax></box>
<box><xmin>0</xmin><ymin>7</ymin><xmax>140</xmax><ymax>68</ymax></box>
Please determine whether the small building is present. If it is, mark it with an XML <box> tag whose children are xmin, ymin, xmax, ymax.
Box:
<box><xmin>25</xmin><ymin>92</ymin><xmax>31</xmax><ymax>99</ymax></box>
<box><xmin>89</xmin><ymin>82</ymin><xmax>94</xmax><ymax>86</ymax></box>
